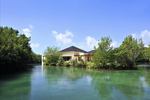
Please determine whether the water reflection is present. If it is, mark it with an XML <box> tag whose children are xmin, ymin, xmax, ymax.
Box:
<box><xmin>30</xmin><ymin>66</ymin><xmax>150</xmax><ymax>100</ymax></box>
<box><xmin>0</xmin><ymin>65</ymin><xmax>150</xmax><ymax>100</ymax></box>
<box><xmin>90</xmin><ymin>70</ymin><xmax>150</xmax><ymax>100</ymax></box>
<box><xmin>0</xmin><ymin>67</ymin><xmax>32</xmax><ymax>100</ymax></box>
<box><xmin>30</xmin><ymin>66</ymin><xmax>99</xmax><ymax>100</ymax></box>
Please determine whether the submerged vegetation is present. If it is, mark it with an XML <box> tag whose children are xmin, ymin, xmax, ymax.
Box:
<box><xmin>44</xmin><ymin>36</ymin><xmax>150</xmax><ymax>70</ymax></box>
<box><xmin>0</xmin><ymin>27</ymin><xmax>41</xmax><ymax>70</ymax></box>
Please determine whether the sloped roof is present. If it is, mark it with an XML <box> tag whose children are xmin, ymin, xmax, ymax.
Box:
<box><xmin>88</xmin><ymin>50</ymin><xmax>95</xmax><ymax>53</ymax></box>
<box><xmin>60</xmin><ymin>46</ymin><xmax>87</xmax><ymax>53</ymax></box>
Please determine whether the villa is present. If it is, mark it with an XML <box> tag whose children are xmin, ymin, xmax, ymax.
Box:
<box><xmin>60</xmin><ymin>46</ymin><xmax>95</xmax><ymax>62</ymax></box>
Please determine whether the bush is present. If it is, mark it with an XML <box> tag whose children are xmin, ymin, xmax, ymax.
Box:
<box><xmin>75</xmin><ymin>61</ymin><xmax>86</xmax><ymax>68</ymax></box>
<box><xmin>44</xmin><ymin>47</ymin><xmax>61</xmax><ymax>66</ymax></box>
<box><xmin>56</xmin><ymin>57</ymin><xmax>64</xmax><ymax>66</ymax></box>
<box><xmin>63</xmin><ymin>61</ymin><xmax>71</xmax><ymax>67</ymax></box>
<box><xmin>93</xmin><ymin>37</ymin><xmax>113</xmax><ymax>69</ymax></box>
<box><xmin>70</xmin><ymin>59</ymin><xmax>78</xmax><ymax>67</ymax></box>
<box><xmin>63</xmin><ymin>59</ymin><xmax>86</xmax><ymax>68</ymax></box>
<box><xmin>86</xmin><ymin>62</ymin><xmax>95</xmax><ymax>69</ymax></box>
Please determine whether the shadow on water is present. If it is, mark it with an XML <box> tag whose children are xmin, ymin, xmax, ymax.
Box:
<box><xmin>0</xmin><ymin>64</ymin><xmax>34</xmax><ymax>84</ymax></box>
<box><xmin>0</xmin><ymin>64</ymin><xmax>40</xmax><ymax>100</ymax></box>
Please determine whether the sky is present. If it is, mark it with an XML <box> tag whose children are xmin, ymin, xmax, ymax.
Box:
<box><xmin>0</xmin><ymin>0</ymin><xmax>150</xmax><ymax>54</ymax></box>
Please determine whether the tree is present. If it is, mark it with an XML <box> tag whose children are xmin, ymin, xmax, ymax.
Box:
<box><xmin>93</xmin><ymin>35</ymin><xmax>145</xmax><ymax>69</ymax></box>
<box><xmin>93</xmin><ymin>37</ymin><xmax>114</xmax><ymax>69</ymax></box>
<box><xmin>0</xmin><ymin>26</ymin><xmax>40</xmax><ymax>69</ymax></box>
<box><xmin>30</xmin><ymin>52</ymin><xmax>41</xmax><ymax>63</ymax></box>
<box><xmin>0</xmin><ymin>27</ymin><xmax>32</xmax><ymax>65</ymax></box>
<box><xmin>44</xmin><ymin>47</ymin><xmax>61</xmax><ymax>66</ymax></box>
<box><xmin>117</xmin><ymin>35</ymin><xmax>144</xmax><ymax>68</ymax></box>
<box><xmin>144</xmin><ymin>45</ymin><xmax>150</xmax><ymax>63</ymax></box>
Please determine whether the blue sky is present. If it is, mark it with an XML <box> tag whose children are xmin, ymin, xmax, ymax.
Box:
<box><xmin>1</xmin><ymin>0</ymin><xmax>150</xmax><ymax>54</ymax></box>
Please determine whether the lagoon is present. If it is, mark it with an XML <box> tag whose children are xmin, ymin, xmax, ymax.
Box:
<box><xmin>0</xmin><ymin>65</ymin><xmax>150</xmax><ymax>100</ymax></box>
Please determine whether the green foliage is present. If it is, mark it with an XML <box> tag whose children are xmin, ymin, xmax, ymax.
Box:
<box><xmin>44</xmin><ymin>47</ymin><xmax>61</xmax><ymax>66</ymax></box>
<box><xmin>144</xmin><ymin>46</ymin><xmax>150</xmax><ymax>62</ymax></box>
<box><xmin>62</xmin><ymin>59</ymin><xmax>86</xmax><ymax>68</ymax></box>
<box><xmin>93</xmin><ymin>37</ymin><xmax>114</xmax><ymax>69</ymax></box>
<box><xmin>86</xmin><ymin>61</ymin><xmax>96</xmax><ymax>69</ymax></box>
<box><xmin>63</xmin><ymin>61</ymin><xmax>71</xmax><ymax>67</ymax></box>
<box><xmin>56</xmin><ymin>57</ymin><xmax>64</xmax><ymax>66</ymax></box>
<box><xmin>93</xmin><ymin>36</ymin><xmax>145</xmax><ymax>69</ymax></box>
<box><xmin>0</xmin><ymin>26</ymin><xmax>35</xmax><ymax>66</ymax></box>
<box><xmin>71</xmin><ymin>58</ymin><xmax>86</xmax><ymax>67</ymax></box>
<box><xmin>117</xmin><ymin>35</ymin><xmax>144</xmax><ymax>68</ymax></box>
<box><xmin>30</xmin><ymin>52</ymin><xmax>41</xmax><ymax>63</ymax></box>
<box><xmin>70</xmin><ymin>59</ymin><xmax>78</xmax><ymax>67</ymax></box>
<box><xmin>75</xmin><ymin>60</ymin><xmax>86</xmax><ymax>68</ymax></box>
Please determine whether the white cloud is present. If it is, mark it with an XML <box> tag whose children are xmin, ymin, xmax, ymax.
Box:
<box><xmin>131</xmin><ymin>33</ymin><xmax>137</xmax><ymax>38</ymax></box>
<box><xmin>52</xmin><ymin>30</ymin><xmax>74</xmax><ymax>45</ymax></box>
<box><xmin>22</xmin><ymin>28</ymin><xmax>31</xmax><ymax>37</ymax></box>
<box><xmin>111</xmin><ymin>41</ymin><xmax>120</xmax><ymax>48</ymax></box>
<box><xmin>52</xmin><ymin>30</ymin><xmax>58</xmax><ymax>34</ymax></box>
<box><xmin>21</xmin><ymin>25</ymin><xmax>34</xmax><ymax>37</ymax></box>
<box><xmin>140</xmin><ymin>30</ymin><xmax>150</xmax><ymax>41</ymax></box>
<box><xmin>30</xmin><ymin>43</ymin><xmax>40</xmax><ymax>48</ymax></box>
<box><xmin>86</xmin><ymin>36</ymin><xmax>98</xmax><ymax>49</ymax></box>
<box><xmin>140</xmin><ymin>30</ymin><xmax>150</xmax><ymax>47</ymax></box>
<box><xmin>130</xmin><ymin>29</ymin><xmax>150</xmax><ymax>47</ymax></box>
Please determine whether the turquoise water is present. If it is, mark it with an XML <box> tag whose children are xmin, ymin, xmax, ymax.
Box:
<box><xmin>0</xmin><ymin>65</ymin><xmax>150</xmax><ymax>100</ymax></box>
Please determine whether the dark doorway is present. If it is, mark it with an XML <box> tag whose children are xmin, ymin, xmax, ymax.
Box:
<box><xmin>63</xmin><ymin>56</ymin><xmax>71</xmax><ymax>61</ymax></box>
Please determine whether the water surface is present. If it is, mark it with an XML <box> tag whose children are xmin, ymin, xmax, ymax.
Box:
<box><xmin>0</xmin><ymin>65</ymin><xmax>150</xmax><ymax>100</ymax></box>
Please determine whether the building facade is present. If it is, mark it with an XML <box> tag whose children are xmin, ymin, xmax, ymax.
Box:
<box><xmin>60</xmin><ymin>46</ymin><xmax>94</xmax><ymax>62</ymax></box>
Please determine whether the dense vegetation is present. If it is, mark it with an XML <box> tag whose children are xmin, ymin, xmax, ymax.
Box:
<box><xmin>143</xmin><ymin>46</ymin><xmax>150</xmax><ymax>62</ymax></box>
<box><xmin>44</xmin><ymin>47</ymin><xmax>61</xmax><ymax>66</ymax></box>
<box><xmin>44</xmin><ymin>47</ymin><xmax>86</xmax><ymax>67</ymax></box>
<box><xmin>44</xmin><ymin>36</ymin><xmax>150</xmax><ymax>70</ymax></box>
<box><xmin>0</xmin><ymin>27</ymin><xmax>41</xmax><ymax>69</ymax></box>
<box><xmin>93</xmin><ymin>36</ymin><xmax>145</xmax><ymax>69</ymax></box>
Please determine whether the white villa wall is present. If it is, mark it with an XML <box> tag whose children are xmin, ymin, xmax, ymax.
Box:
<box><xmin>61</xmin><ymin>51</ymin><xmax>88</xmax><ymax>61</ymax></box>
<box><xmin>61</xmin><ymin>51</ymin><xmax>76</xmax><ymax>60</ymax></box>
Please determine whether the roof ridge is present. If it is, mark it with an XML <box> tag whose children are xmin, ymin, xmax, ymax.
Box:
<box><xmin>60</xmin><ymin>46</ymin><xmax>87</xmax><ymax>53</ymax></box>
